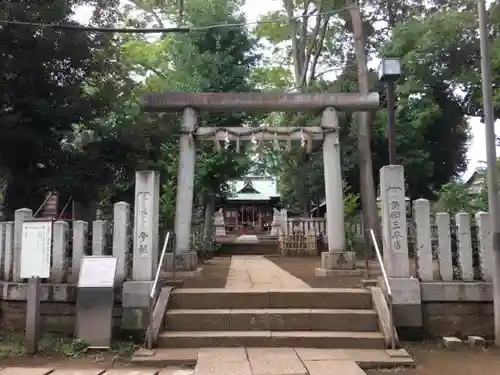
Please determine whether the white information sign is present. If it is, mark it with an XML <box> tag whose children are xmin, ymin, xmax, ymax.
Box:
<box><xmin>20</xmin><ymin>220</ymin><xmax>53</xmax><ymax>279</ymax></box>
<box><xmin>78</xmin><ymin>256</ymin><xmax>117</xmax><ymax>288</ymax></box>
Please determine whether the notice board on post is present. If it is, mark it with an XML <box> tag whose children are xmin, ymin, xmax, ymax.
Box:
<box><xmin>20</xmin><ymin>220</ymin><xmax>53</xmax><ymax>279</ymax></box>
<box><xmin>76</xmin><ymin>255</ymin><xmax>117</xmax><ymax>349</ymax></box>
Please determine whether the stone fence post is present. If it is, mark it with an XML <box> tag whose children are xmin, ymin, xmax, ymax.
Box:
<box><xmin>13</xmin><ymin>208</ymin><xmax>32</xmax><ymax>281</ymax></box>
<box><xmin>413</xmin><ymin>199</ymin><xmax>433</xmax><ymax>281</ymax></box>
<box><xmin>92</xmin><ymin>220</ymin><xmax>108</xmax><ymax>256</ymax></box>
<box><xmin>113</xmin><ymin>202</ymin><xmax>131</xmax><ymax>283</ymax></box>
<box><xmin>52</xmin><ymin>221</ymin><xmax>69</xmax><ymax>283</ymax></box>
<box><xmin>72</xmin><ymin>221</ymin><xmax>88</xmax><ymax>283</ymax></box>
<box><xmin>436</xmin><ymin>212</ymin><xmax>453</xmax><ymax>281</ymax></box>
<box><xmin>2</xmin><ymin>222</ymin><xmax>13</xmax><ymax>281</ymax></box>
<box><xmin>456</xmin><ymin>212</ymin><xmax>474</xmax><ymax>281</ymax></box>
<box><xmin>476</xmin><ymin>212</ymin><xmax>494</xmax><ymax>282</ymax></box>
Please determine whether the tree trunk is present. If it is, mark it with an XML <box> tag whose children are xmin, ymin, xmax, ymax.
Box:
<box><xmin>347</xmin><ymin>1</ymin><xmax>382</xmax><ymax>261</ymax></box>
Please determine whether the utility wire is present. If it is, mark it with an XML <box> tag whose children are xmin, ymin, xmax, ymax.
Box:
<box><xmin>0</xmin><ymin>19</ymin><xmax>189</xmax><ymax>33</ymax></box>
<box><xmin>0</xmin><ymin>7</ymin><xmax>349</xmax><ymax>34</ymax></box>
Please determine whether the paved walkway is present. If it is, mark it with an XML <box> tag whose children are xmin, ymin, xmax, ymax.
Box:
<box><xmin>0</xmin><ymin>348</ymin><xmax>414</xmax><ymax>375</ymax></box>
<box><xmin>0</xmin><ymin>369</ymin><xmax>191</xmax><ymax>375</ymax></box>
<box><xmin>224</xmin><ymin>255</ymin><xmax>310</xmax><ymax>289</ymax></box>
<box><xmin>196</xmin><ymin>348</ymin><xmax>369</xmax><ymax>375</ymax></box>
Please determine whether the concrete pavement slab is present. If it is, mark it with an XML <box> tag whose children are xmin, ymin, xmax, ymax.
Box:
<box><xmin>247</xmin><ymin>348</ymin><xmax>307</xmax><ymax>375</ymax></box>
<box><xmin>0</xmin><ymin>368</ymin><xmax>55</xmax><ymax>375</ymax></box>
<box><xmin>304</xmin><ymin>360</ymin><xmax>366</xmax><ymax>375</ymax></box>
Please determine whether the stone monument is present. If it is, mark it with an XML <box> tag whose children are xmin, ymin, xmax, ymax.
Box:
<box><xmin>379</xmin><ymin>165</ymin><xmax>422</xmax><ymax>330</ymax></box>
<box><xmin>270</xmin><ymin>208</ymin><xmax>280</xmax><ymax>236</ymax></box>
<box><xmin>214</xmin><ymin>209</ymin><xmax>226</xmax><ymax>236</ymax></box>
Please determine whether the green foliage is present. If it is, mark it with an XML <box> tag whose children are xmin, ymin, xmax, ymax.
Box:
<box><xmin>0</xmin><ymin>330</ymin><xmax>135</xmax><ymax>359</ymax></box>
<box><xmin>109</xmin><ymin>0</ymin><xmax>261</xmax><ymax>227</ymax></box>
<box><xmin>0</xmin><ymin>0</ymin><xmax>120</xmax><ymax>213</ymax></box>
<box><xmin>434</xmin><ymin>158</ymin><xmax>500</xmax><ymax>215</ymax></box>
<box><xmin>344</xmin><ymin>182</ymin><xmax>362</xmax><ymax>253</ymax></box>
<box><xmin>434</xmin><ymin>182</ymin><xmax>488</xmax><ymax>216</ymax></box>
<box><xmin>1</xmin><ymin>0</ymin><xmax>490</xmax><ymax>229</ymax></box>
<box><xmin>255</xmin><ymin>0</ymin><xmax>474</xmax><ymax>206</ymax></box>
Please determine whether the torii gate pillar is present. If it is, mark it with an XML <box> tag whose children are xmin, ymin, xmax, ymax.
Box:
<box><xmin>169</xmin><ymin>107</ymin><xmax>199</xmax><ymax>272</ymax></box>
<box><xmin>316</xmin><ymin>107</ymin><xmax>351</xmax><ymax>274</ymax></box>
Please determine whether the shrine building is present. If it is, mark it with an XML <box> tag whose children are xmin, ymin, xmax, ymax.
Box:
<box><xmin>221</xmin><ymin>176</ymin><xmax>281</xmax><ymax>234</ymax></box>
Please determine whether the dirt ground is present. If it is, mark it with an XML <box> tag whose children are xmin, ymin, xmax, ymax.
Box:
<box><xmin>265</xmin><ymin>255</ymin><xmax>380</xmax><ymax>288</ymax></box>
<box><xmin>179</xmin><ymin>256</ymin><xmax>231</xmax><ymax>288</ymax></box>
<box><xmin>2</xmin><ymin>341</ymin><xmax>500</xmax><ymax>374</ymax></box>
<box><xmin>367</xmin><ymin>343</ymin><xmax>500</xmax><ymax>375</ymax></box>
<box><xmin>0</xmin><ymin>331</ymin><xmax>136</xmax><ymax>369</ymax></box>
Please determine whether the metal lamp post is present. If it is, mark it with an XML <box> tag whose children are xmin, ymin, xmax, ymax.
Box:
<box><xmin>378</xmin><ymin>58</ymin><xmax>402</xmax><ymax>165</ymax></box>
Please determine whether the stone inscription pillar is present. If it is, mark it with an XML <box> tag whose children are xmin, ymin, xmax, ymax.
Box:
<box><xmin>379</xmin><ymin>165</ymin><xmax>421</xmax><ymax>329</ymax></box>
<box><xmin>380</xmin><ymin>165</ymin><xmax>410</xmax><ymax>277</ymax></box>
<box><xmin>132</xmin><ymin>170</ymin><xmax>160</xmax><ymax>281</ymax></box>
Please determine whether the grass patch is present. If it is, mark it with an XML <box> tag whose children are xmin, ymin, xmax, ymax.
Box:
<box><xmin>0</xmin><ymin>331</ymin><xmax>137</xmax><ymax>359</ymax></box>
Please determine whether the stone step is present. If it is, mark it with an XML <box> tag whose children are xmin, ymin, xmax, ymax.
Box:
<box><xmin>165</xmin><ymin>308</ymin><xmax>378</xmax><ymax>332</ymax></box>
<box><xmin>130</xmin><ymin>347</ymin><xmax>414</xmax><ymax>370</ymax></box>
<box><xmin>169</xmin><ymin>288</ymin><xmax>373</xmax><ymax>310</ymax></box>
<box><xmin>218</xmin><ymin>243</ymin><xmax>280</xmax><ymax>255</ymax></box>
<box><xmin>157</xmin><ymin>331</ymin><xmax>386</xmax><ymax>349</ymax></box>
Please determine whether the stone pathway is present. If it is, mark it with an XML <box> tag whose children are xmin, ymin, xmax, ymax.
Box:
<box><xmin>224</xmin><ymin>255</ymin><xmax>310</xmax><ymax>289</ymax></box>
<box><xmin>195</xmin><ymin>348</ymin><xmax>368</xmax><ymax>375</ymax></box>
<box><xmin>0</xmin><ymin>369</ymin><xmax>190</xmax><ymax>375</ymax></box>
<box><xmin>0</xmin><ymin>348</ymin><xmax>414</xmax><ymax>375</ymax></box>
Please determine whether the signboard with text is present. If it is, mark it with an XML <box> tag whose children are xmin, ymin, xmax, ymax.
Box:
<box><xmin>20</xmin><ymin>220</ymin><xmax>53</xmax><ymax>279</ymax></box>
<box><xmin>78</xmin><ymin>256</ymin><xmax>117</xmax><ymax>288</ymax></box>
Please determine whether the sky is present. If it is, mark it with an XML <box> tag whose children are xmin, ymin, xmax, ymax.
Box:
<box><xmin>74</xmin><ymin>0</ymin><xmax>500</xmax><ymax>181</ymax></box>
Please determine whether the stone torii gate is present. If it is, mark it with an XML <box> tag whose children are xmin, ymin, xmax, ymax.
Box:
<box><xmin>141</xmin><ymin>92</ymin><xmax>380</xmax><ymax>275</ymax></box>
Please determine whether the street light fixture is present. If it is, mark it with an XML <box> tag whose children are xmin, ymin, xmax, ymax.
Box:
<box><xmin>378</xmin><ymin>58</ymin><xmax>402</xmax><ymax>165</ymax></box>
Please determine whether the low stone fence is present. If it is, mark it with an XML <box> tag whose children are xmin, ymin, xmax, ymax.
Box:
<box><xmin>0</xmin><ymin>203</ymin><xmax>133</xmax><ymax>284</ymax></box>
<box><xmin>0</xmin><ymin>283</ymin><xmax>123</xmax><ymax>333</ymax></box>
<box><xmin>402</xmin><ymin>198</ymin><xmax>494</xmax><ymax>339</ymax></box>
<box><xmin>0</xmin><ymin>203</ymin><xmax>133</xmax><ymax>333</ymax></box>
<box><xmin>381</xmin><ymin>197</ymin><xmax>495</xmax><ymax>339</ymax></box>
<box><xmin>420</xmin><ymin>282</ymin><xmax>493</xmax><ymax>339</ymax></box>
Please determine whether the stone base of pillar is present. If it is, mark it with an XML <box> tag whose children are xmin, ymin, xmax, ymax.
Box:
<box><xmin>121</xmin><ymin>281</ymin><xmax>153</xmax><ymax>331</ymax></box>
<box><xmin>164</xmin><ymin>251</ymin><xmax>200</xmax><ymax>272</ymax></box>
<box><xmin>379</xmin><ymin>277</ymin><xmax>422</xmax><ymax>328</ymax></box>
<box><xmin>162</xmin><ymin>268</ymin><xmax>203</xmax><ymax>278</ymax></box>
<box><xmin>215</xmin><ymin>228</ymin><xmax>226</xmax><ymax>236</ymax></box>
<box><xmin>314</xmin><ymin>251</ymin><xmax>357</xmax><ymax>277</ymax></box>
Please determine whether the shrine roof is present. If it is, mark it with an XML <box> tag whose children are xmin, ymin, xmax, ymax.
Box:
<box><xmin>228</xmin><ymin>176</ymin><xmax>280</xmax><ymax>201</ymax></box>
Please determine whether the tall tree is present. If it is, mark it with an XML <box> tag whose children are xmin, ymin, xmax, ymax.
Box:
<box><xmin>347</xmin><ymin>0</ymin><xmax>381</xmax><ymax>252</ymax></box>
<box><xmin>110</xmin><ymin>0</ymin><xmax>261</xmax><ymax>230</ymax></box>
<box><xmin>0</xmin><ymin>0</ymin><xmax>120</xmax><ymax>215</ymax></box>
<box><xmin>256</xmin><ymin>0</ymin><xmax>473</xmax><ymax>203</ymax></box>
